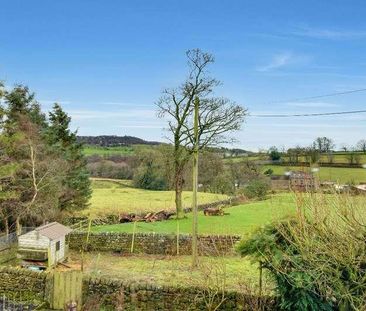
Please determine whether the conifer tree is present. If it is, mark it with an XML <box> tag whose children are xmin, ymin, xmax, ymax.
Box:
<box><xmin>47</xmin><ymin>103</ymin><xmax>91</xmax><ymax>211</ymax></box>
<box><xmin>0</xmin><ymin>85</ymin><xmax>91</xmax><ymax>231</ymax></box>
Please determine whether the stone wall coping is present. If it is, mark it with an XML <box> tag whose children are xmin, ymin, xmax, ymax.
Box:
<box><xmin>70</xmin><ymin>231</ymin><xmax>242</xmax><ymax>239</ymax></box>
<box><xmin>0</xmin><ymin>266</ymin><xmax>47</xmax><ymax>277</ymax></box>
<box><xmin>84</xmin><ymin>275</ymin><xmax>242</xmax><ymax>296</ymax></box>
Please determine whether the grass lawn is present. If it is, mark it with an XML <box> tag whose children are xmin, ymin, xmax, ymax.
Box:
<box><xmin>264</xmin><ymin>165</ymin><xmax>366</xmax><ymax>184</ymax></box>
<box><xmin>68</xmin><ymin>251</ymin><xmax>266</xmax><ymax>292</ymax></box>
<box><xmin>83</xmin><ymin>145</ymin><xmax>135</xmax><ymax>156</ymax></box>
<box><xmin>83</xmin><ymin>144</ymin><xmax>157</xmax><ymax>157</ymax></box>
<box><xmin>85</xmin><ymin>179</ymin><xmax>228</xmax><ymax>217</ymax></box>
<box><xmin>92</xmin><ymin>193</ymin><xmax>295</xmax><ymax>235</ymax></box>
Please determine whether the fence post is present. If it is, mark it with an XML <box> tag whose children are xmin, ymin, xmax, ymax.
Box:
<box><xmin>176</xmin><ymin>220</ymin><xmax>180</xmax><ymax>256</ymax></box>
<box><xmin>81</xmin><ymin>217</ymin><xmax>92</xmax><ymax>272</ymax></box>
<box><xmin>259</xmin><ymin>261</ymin><xmax>263</xmax><ymax>310</ymax></box>
<box><xmin>130</xmin><ymin>221</ymin><xmax>137</xmax><ymax>253</ymax></box>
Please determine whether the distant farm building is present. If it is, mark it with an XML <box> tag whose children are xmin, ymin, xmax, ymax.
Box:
<box><xmin>289</xmin><ymin>171</ymin><xmax>316</xmax><ymax>191</ymax></box>
<box><xmin>17</xmin><ymin>222</ymin><xmax>72</xmax><ymax>267</ymax></box>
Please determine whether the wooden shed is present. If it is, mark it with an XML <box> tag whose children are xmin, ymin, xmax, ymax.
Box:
<box><xmin>17</xmin><ymin>222</ymin><xmax>72</xmax><ymax>267</ymax></box>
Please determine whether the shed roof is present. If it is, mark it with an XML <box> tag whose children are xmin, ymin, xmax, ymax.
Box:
<box><xmin>35</xmin><ymin>222</ymin><xmax>72</xmax><ymax>240</ymax></box>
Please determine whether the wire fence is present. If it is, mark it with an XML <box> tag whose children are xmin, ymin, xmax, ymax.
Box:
<box><xmin>0</xmin><ymin>295</ymin><xmax>38</xmax><ymax>311</ymax></box>
<box><xmin>0</xmin><ymin>233</ymin><xmax>17</xmax><ymax>251</ymax></box>
<box><xmin>0</xmin><ymin>227</ymin><xmax>35</xmax><ymax>251</ymax></box>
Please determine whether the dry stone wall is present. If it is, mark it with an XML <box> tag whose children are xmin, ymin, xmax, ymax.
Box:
<box><xmin>83</xmin><ymin>277</ymin><xmax>276</xmax><ymax>310</ymax></box>
<box><xmin>0</xmin><ymin>267</ymin><xmax>47</xmax><ymax>303</ymax></box>
<box><xmin>69</xmin><ymin>232</ymin><xmax>241</xmax><ymax>256</ymax></box>
<box><xmin>0</xmin><ymin>267</ymin><xmax>277</xmax><ymax>310</ymax></box>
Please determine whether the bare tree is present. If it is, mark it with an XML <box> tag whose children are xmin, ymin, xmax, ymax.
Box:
<box><xmin>357</xmin><ymin>139</ymin><xmax>366</xmax><ymax>153</ymax></box>
<box><xmin>346</xmin><ymin>147</ymin><xmax>362</xmax><ymax>166</ymax></box>
<box><xmin>157</xmin><ymin>49</ymin><xmax>219</xmax><ymax>219</ymax></box>
<box><xmin>157</xmin><ymin>50</ymin><xmax>246</xmax><ymax>266</ymax></box>
<box><xmin>340</xmin><ymin>143</ymin><xmax>349</xmax><ymax>152</ymax></box>
<box><xmin>313</xmin><ymin>137</ymin><xmax>335</xmax><ymax>153</ymax></box>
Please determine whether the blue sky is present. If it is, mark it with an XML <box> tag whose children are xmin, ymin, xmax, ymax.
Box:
<box><xmin>1</xmin><ymin>0</ymin><xmax>366</xmax><ymax>150</ymax></box>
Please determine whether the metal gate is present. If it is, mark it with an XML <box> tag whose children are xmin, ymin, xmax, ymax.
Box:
<box><xmin>51</xmin><ymin>270</ymin><xmax>83</xmax><ymax>310</ymax></box>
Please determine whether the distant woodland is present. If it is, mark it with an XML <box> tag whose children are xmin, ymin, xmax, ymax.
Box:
<box><xmin>77</xmin><ymin>135</ymin><xmax>161</xmax><ymax>147</ymax></box>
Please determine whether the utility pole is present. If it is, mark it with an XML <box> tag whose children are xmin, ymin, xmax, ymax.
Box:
<box><xmin>192</xmin><ymin>96</ymin><xmax>199</xmax><ymax>268</ymax></box>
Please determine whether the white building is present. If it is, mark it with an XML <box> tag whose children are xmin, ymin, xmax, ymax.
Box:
<box><xmin>17</xmin><ymin>222</ymin><xmax>72</xmax><ymax>267</ymax></box>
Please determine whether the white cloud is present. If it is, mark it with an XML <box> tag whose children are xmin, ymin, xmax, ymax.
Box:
<box><xmin>291</xmin><ymin>27</ymin><xmax>366</xmax><ymax>40</ymax></box>
<box><xmin>256</xmin><ymin>52</ymin><xmax>294</xmax><ymax>72</ymax></box>
<box><xmin>66</xmin><ymin>108</ymin><xmax>156</xmax><ymax>121</ymax></box>
<box><xmin>256</xmin><ymin>52</ymin><xmax>311</xmax><ymax>72</ymax></box>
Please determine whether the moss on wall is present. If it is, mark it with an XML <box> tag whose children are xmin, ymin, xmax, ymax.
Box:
<box><xmin>0</xmin><ymin>267</ymin><xmax>47</xmax><ymax>304</ymax></box>
<box><xmin>0</xmin><ymin>267</ymin><xmax>276</xmax><ymax>310</ymax></box>
<box><xmin>83</xmin><ymin>276</ymin><xmax>276</xmax><ymax>310</ymax></box>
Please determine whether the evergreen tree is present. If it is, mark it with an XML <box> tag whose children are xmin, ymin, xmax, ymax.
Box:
<box><xmin>47</xmin><ymin>103</ymin><xmax>91</xmax><ymax>211</ymax></box>
<box><xmin>1</xmin><ymin>85</ymin><xmax>47</xmax><ymax>137</ymax></box>
<box><xmin>0</xmin><ymin>87</ymin><xmax>66</xmax><ymax>230</ymax></box>
<box><xmin>0</xmin><ymin>85</ymin><xmax>90</xmax><ymax>231</ymax></box>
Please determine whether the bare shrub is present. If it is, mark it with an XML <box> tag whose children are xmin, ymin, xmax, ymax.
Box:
<box><xmin>239</xmin><ymin>191</ymin><xmax>366</xmax><ymax>310</ymax></box>
<box><xmin>82</xmin><ymin>295</ymin><xmax>101</xmax><ymax>311</ymax></box>
<box><xmin>189</xmin><ymin>256</ymin><xmax>228</xmax><ymax>311</ymax></box>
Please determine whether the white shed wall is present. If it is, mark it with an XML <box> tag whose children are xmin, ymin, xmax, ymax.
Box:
<box><xmin>18</xmin><ymin>230</ymin><xmax>67</xmax><ymax>266</ymax></box>
<box><xmin>18</xmin><ymin>231</ymin><xmax>49</xmax><ymax>249</ymax></box>
<box><xmin>49</xmin><ymin>236</ymin><xmax>66</xmax><ymax>266</ymax></box>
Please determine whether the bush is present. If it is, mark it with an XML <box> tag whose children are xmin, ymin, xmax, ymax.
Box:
<box><xmin>132</xmin><ymin>161</ymin><xmax>167</xmax><ymax>190</ymax></box>
<box><xmin>242</xmin><ymin>179</ymin><xmax>269</xmax><ymax>200</ymax></box>
<box><xmin>87</xmin><ymin>160</ymin><xmax>133</xmax><ymax>179</ymax></box>
<box><xmin>209</xmin><ymin>172</ymin><xmax>236</xmax><ymax>195</ymax></box>
<box><xmin>263</xmin><ymin>168</ymin><xmax>273</xmax><ymax>176</ymax></box>
<box><xmin>237</xmin><ymin>193</ymin><xmax>366</xmax><ymax>310</ymax></box>
<box><xmin>269</xmin><ymin>149</ymin><xmax>281</xmax><ymax>161</ymax></box>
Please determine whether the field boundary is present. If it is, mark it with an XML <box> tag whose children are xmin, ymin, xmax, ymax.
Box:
<box><xmin>269</xmin><ymin>161</ymin><xmax>364</xmax><ymax>168</ymax></box>
<box><xmin>0</xmin><ymin>266</ymin><xmax>276</xmax><ymax>310</ymax></box>
<box><xmin>65</xmin><ymin>198</ymin><xmax>233</xmax><ymax>226</ymax></box>
<box><xmin>68</xmin><ymin>232</ymin><xmax>241</xmax><ymax>256</ymax></box>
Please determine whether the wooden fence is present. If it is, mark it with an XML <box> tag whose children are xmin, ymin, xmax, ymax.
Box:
<box><xmin>50</xmin><ymin>270</ymin><xmax>83</xmax><ymax>310</ymax></box>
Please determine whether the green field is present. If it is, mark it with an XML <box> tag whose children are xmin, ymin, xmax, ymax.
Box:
<box><xmin>83</xmin><ymin>145</ymin><xmax>135</xmax><ymax>156</ymax></box>
<box><xmin>70</xmin><ymin>252</ymin><xmax>264</xmax><ymax>292</ymax></box>
<box><xmin>283</xmin><ymin>152</ymin><xmax>366</xmax><ymax>164</ymax></box>
<box><xmin>92</xmin><ymin>193</ymin><xmax>296</xmax><ymax>235</ymax></box>
<box><xmin>85</xmin><ymin>179</ymin><xmax>228</xmax><ymax>217</ymax></box>
<box><xmin>225</xmin><ymin>152</ymin><xmax>366</xmax><ymax>166</ymax></box>
<box><xmin>83</xmin><ymin>144</ymin><xmax>158</xmax><ymax>157</ymax></box>
<box><xmin>263</xmin><ymin>165</ymin><xmax>366</xmax><ymax>184</ymax></box>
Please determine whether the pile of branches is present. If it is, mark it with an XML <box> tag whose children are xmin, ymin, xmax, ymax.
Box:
<box><xmin>119</xmin><ymin>210</ymin><xmax>175</xmax><ymax>223</ymax></box>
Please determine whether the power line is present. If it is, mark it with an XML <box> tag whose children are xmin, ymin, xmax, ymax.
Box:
<box><xmin>251</xmin><ymin>109</ymin><xmax>366</xmax><ymax>118</ymax></box>
<box><xmin>268</xmin><ymin>87</ymin><xmax>366</xmax><ymax>104</ymax></box>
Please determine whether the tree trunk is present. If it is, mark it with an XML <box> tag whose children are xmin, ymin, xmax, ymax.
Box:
<box><xmin>4</xmin><ymin>218</ymin><xmax>9</xmax><ymax>237</ymax></box>
<box><xmin>16</xmin><ymin>216</ymin><xmax>21</xmax><ymax>235</ymax></box>
<box><xmin>192</xmin><ymin>97</ymin><xmax>199</xmax><ymax>268</ymax></box>
<box><xmin>174</xmin><ymin>151</ymin><xmax>185</xmax><ymax>219</ymax></box>
<box><xmin>175</xmin><ymin>181</ymin><xmax>183</xmax><ymax>219</ymax></box>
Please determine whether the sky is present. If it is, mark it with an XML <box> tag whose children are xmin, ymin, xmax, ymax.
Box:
<box><xmin>1</xmin><ymin>0</ymin><xmax>366</xmax><ymax>151</ymax></box>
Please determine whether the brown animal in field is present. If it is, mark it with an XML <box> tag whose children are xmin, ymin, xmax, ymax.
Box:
<box><xmin>203</xmin><ymin>207</ymin><xmax>224</xmax><ymax>216</ymax></box>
